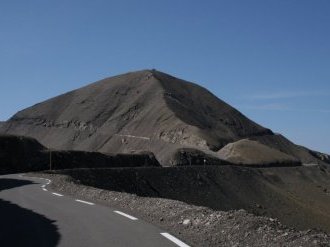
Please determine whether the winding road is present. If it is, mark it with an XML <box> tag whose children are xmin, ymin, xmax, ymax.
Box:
<box><xmin>0</xmin><ymin>174</ymin><xmax>189</xmax><ymax>247</ymax></box>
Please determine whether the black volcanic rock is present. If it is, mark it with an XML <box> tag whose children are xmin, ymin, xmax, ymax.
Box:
<box><xmin>0</xmin><ymin>70</ymin><xmax>326</xmax><ymax>165</ymax></box>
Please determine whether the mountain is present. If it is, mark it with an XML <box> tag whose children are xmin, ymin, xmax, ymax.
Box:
<box><xmin>218</xmin><ymin>139</ymin><xmax>300</xmax><ymax>166</ymax></box>
<box><xmin>0</xmin><ymin>69</ymin><xmax>326</xmax><ymax>165</ymax></box>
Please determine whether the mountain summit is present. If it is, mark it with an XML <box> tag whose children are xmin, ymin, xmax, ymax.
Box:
<box><xmin>0</xmin><ymin>70</ymin><xmax>327</xmax><ymax>165</ymax></box>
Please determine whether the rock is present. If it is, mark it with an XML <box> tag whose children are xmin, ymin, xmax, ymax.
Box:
<box><xmin>183</xmin><ymin>219</ymin><xmax>191</xmax><ymax>225</ymax></box>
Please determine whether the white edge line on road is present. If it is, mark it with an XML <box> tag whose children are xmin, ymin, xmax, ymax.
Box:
<box><xmin>160</xmin><ymin>233</ymin><xmax>190</xmax><ymax>247</ymax></box>
<box><xmin>114</xmin><ymin>211</ymin><xmax>138</xmax><ymax>220</ymax></box>
<box><xmin>75</xmin><ymin>199</ymin><xmax>95</xmax><ymax>205</ymax></box>
<box><xmin>19</xmin><ymin>174</ymin><xmax>51</xmax><ymax>183</ymax></box>
<box><xmin>41</xmin><ymin>185</ymin><xmax>46</xmax><ymax>188</ymax></box>
<box><xmin>43</xmin><ymin>188</ymin><xmax>48</xmax><ymax>192</ymax></box>
<box><xmin>52</xmin><ymin>192</ymin><xmax>63</xmax><ymax>197</ymax></box>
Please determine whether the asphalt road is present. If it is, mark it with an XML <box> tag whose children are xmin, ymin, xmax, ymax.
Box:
<box><xmin>0</xmin><ymin>174</ymin><xmax>189</xmax><ymax>247</ymax></box>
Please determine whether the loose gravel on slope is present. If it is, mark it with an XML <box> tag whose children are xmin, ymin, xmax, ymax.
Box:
<box><xmin>31</xmin><ymin>172</ymin><xmax>330</xmax><ymax>247</ymax></box>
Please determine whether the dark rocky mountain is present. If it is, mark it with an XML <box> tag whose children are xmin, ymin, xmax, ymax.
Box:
<box><xmin>0</xmin><ymin>70</ymin><xmax>327</xmax><ymax>165</ymax></box>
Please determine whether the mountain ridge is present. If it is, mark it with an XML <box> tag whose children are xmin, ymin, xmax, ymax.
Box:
<box><xmin>0</xmin><ymin>69</ymin><xmax>327</xmax><ymax>165</ymax></box>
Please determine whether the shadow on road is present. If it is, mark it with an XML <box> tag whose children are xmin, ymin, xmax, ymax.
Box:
<box><xmin>0</xmin><ymin>178</ymin><xmax>60</xmax><ymax>246</ymax></box>
<box><xmin>0</xmin><ymin>178</ymin><xmax>36</xmax><ymax>191</ymax></box>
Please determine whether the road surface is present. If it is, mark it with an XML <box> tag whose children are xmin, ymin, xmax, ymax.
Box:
<box><xmin>0</xmin><ymin>174</ymin><xmax>189</xmax><ymax>247</ymax></box>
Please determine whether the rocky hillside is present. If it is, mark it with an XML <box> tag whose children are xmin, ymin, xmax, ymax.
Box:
<box><xmin>218</xmin><ymin>139</ymin><xmax>300</xmax><ymax>166</ymax></box>
<box><xmin>0</xmin><ymin>70</ymin><xmax>327</xmax><ymax>165</ymax></box>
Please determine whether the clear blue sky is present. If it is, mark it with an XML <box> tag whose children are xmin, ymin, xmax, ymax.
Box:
<box><xmin>0</xmin><ymin>0</ymin><xmax>329</xmax><ymax>154</ymax></box>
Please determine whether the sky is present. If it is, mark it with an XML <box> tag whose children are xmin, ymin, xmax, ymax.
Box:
<box><xmin>0</xmin><ymin>0</ymin><xmax>329</xmax><ymax>153</ymax></box>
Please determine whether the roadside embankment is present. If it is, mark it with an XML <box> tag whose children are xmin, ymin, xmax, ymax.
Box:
<box><xmin>33</xmin><ymin>166</ymin><xmax>330</xmax><ymax>247</ymax></box>
<box><xmin>38</xmin><ymin>165</ymin><xmax>330</xmax><ymax>233</ymax></box>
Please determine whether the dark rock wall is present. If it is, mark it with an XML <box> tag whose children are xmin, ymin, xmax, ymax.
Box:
<box><xmin>171</xmin><ymin>148</ymin><xmax>233</xmax><ymax>166</ymax></box>
<box><xmin>0</xmin><ymin>135</ymin><xmax>160</xmax><ymax>174</ymax></box>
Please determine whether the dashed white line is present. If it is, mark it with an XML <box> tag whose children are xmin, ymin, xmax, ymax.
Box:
<box><xmin>114</xmin><ymin>211</ymin><xmax>138</xmax><ymax>220</ymax></box>
<box><xmin>17</xmin><ymin>174</ymin><xmax>190</xmax><ymax>247</ymax></box>
<box><xmin>52</xmin><ymin>192</ymin><xmax>63</xmax><ymax>197</ymax></box>
<box><xmin>75</xmin><ymin>199</ymin><xmax>95</xmax><ymax>205</ymax></box>
<box><xmin>160</xmin><ymin>233</ymin><xmax>190</xmax><ymax>247</ymax></box>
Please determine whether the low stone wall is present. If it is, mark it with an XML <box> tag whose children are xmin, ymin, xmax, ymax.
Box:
<box><xmin>44</xmin><ymin>150</ymin><xmax>160</xmax><ymax>170</ymax></box>
<box><xmin>0</xmin><ymin>135</ymin><xmax>160</xmax><ymax>174</ymax></box>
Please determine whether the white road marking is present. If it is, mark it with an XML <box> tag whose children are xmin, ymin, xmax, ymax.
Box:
<box><xmin>52</xmin><ymin>193</ymin><xmax>63</xmax><ymax>197</ymax></box>
<box><xmin>75</xmin><ymin>199</ymin><xmax>95</xmax><ymax>205</ymax></box>
<box><xmin>17</xmin><ymin>175</ymin><xmax>53</xmax><ymax>192</ymax></box>
<box><xmin>114</xmin><ymin>211</ymin><xmax>138</xmax><ymax>220</ymax></box>
<box><xmin>160</xmin><ymin>233</ymin><xmax>190</xmax><ymax>247</ymax></box>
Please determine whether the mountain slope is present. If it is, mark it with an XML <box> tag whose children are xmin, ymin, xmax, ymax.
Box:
<box><xmin>218</xmin><ymin>139</ymin><xmax>300</xmax><ymax>166</ymax></box>
<box><xmin>0</xmin><ymin>70</ymin><xmax>326</xmax><ymax>165</ymax></box>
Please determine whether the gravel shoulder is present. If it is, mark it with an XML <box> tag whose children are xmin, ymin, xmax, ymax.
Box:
<box><xmin>30</xmin><ymin>172</ymin><xmax>330</xmax><ymax>247</ymax></box>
